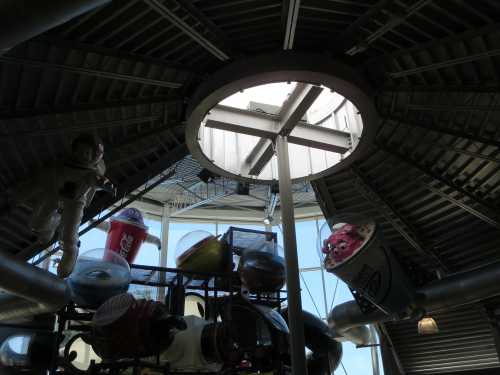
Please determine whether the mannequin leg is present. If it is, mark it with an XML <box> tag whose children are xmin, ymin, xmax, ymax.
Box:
<box><xmin>58</xmin><ymin>199</ymin><xmax>84</xmax><ymax>278</ymax></box>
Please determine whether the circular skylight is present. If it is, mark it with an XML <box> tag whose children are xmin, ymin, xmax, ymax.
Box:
<box><xmin>197</xmin><ymin>81</ymin><xmax>363</xmax><ymax>182</ymax></box>
<box><xmin>185</xmin><ymin>53</ymin><xmax>378</xmax><ymax>185</ymax></box>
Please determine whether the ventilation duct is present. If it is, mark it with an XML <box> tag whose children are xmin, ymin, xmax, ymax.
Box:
<box><xmin>329</xmin><ymin>261</ymin><xmax>500</xmax><ymax>344</ymax></box>
<box><xmin>0</xmin><ymin>251</ymin><xmax>69</xmax><ymax>321</ymax></box>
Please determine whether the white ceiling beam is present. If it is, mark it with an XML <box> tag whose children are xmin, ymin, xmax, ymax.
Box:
<box><xmin>204</xmin><ymin>105</ymin><xmax>351</xmax><ymax>153</ymax></box>
<box><xmin>279</xmin><ymin>83</ymin><xmax>323</xmax><ymax>135</ymax></box>
<box><xmin>283</xmin><ymin>0</ymin><xmax>301</xmax><ymax>50</ymax></box>
<box><xmin>245</xmin><ymin>83</ymin><xmax>323</xmax><ymax>175</ymax></box>
<box><xmin>205</xmin><ymin>104</ymin><xmax>279</xmax><ymax>139</ymax></box>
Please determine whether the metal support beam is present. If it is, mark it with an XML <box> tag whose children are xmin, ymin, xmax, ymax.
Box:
<box><xmin>424</xmin><ymin>142</ymin><xmax>500</xmax><ymax>164</ymax></box>
<box><xmin>369</xmin><ymin>22</ymin><xmax>500</xmax><ymax>66</ymax></box>
<box><xmin>378</xmin><ymin>144</ymin><xmax>500</xmax><ymax>230</ymax></box>
<box><xmin>205</xmin><ymin>104</ymin><xmax>351</xmax><ymax>173</ymax></box>
<box><xmin>1</xmin><ymin>115</ymin><xmax>159</xmax><ymax>139</ymax></box>
<box><xmin>385</xmin><ymin>115</ymin><xmax>500</xmax><ymax>149</ymax></box>
<box><xmin>176</xmin><ymin>0</ymin><xmax>232</xmax><ymax>54</ymax></box>
<box><xmin>245</xmin><ymin>83</ymin><xmax>324</xmax><ymax>175</ymax></box>
<box><xmin>245</xmin><ymin>139</ymin><xmax>275</xmax><ymax>176</ymax></box>
<box><xmin>0</xmin><ymin>97</ymin><xmax>182</xmax><ymax>121</ymax></box>
<box><xmin>381</xmin><ymin>84</ymin><xmax>500</xmax><ymax>93</ymax></box>
<box><xmin>171</xmin><ymin>191</ymin><xmax>232</xmax><ymax>216</ymax></box>
<box><xmin>276</xmin><ymin>135</ymin><xmax>307</xmax><ymax>375</ymax></box>
<box><xmin>206</xmin><ymin>105</ymin><xmax>280</xmax><ymax>139</ymax></box>
<box><xmin>157</xmin><ymin>204</ymin><xmax>171</xmax><ymax>301</ymax></box>
<box><xmin>204</xmin><ymin>85</ymin><xmax>350</xmax><ymax>178</ymax></box>
<box><xmin>389</xmin><ymin>48</ymin><xmax>500</xmax><ymax>78</ymax></box>
<box><xmin>351</xmin><ymin>166</ymin><xmax>448</xmax><ymax>272</ymax></box>
<box><xmin>34</xmin><ymin>35</ymin><xmax>200</xmax><ymax>75</ymax></box>
<box><xmin>280</xmin><ymin>84</ymin><xmax>323</xmax><ymax>135</ymax></box>
<box><xmin>107</xmin><ymin>123</ymin><xmax>184</xmax><ymax>154</ymax></box>
<box><xmin>345</xmin><ymin>0</ymin><xmax>432</xmax><ymax>56</ymax></box>
<box><xmin>311</xmin><ymin>178</ymin><xmax>338</xmax><ymax>225</ymax></box>
<box><xmin>144</xmin><ymin>0</ymin><xmax>229</xmax><ymax>61</ymax></box>
<box><xmin>330</xmin><ymin>0</ymin><xmax>392</xmax><ymax>53</ymax></box>
<box><xmin>0</xmin><ymin>56</ymin><xmax>183</xmax><ymax>88</ymax></box>
<box><xmin>407</xmin><ymin>103</ymin><xmax>500</xmax><ymax>112</ymax></box>
<box><xmin>283</xmin><ymin>0</ymin><xmax>301</xmax><ymax>50</ymax></box>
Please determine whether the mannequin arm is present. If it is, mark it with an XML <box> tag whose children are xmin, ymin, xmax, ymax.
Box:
<box><xmin>90</xmin><ymin>219</ymin><xmax>110</xmax><ymax>232</ymax></box>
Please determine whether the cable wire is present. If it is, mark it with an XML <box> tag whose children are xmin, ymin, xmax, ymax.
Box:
<box><xmin>329</xmin><ymin>277</ymin><xmax>339</xmax><ymax>313</ymax></box>
<box><xmin>341</xmin><ymin>361</ymin><xmax>348</xmax><ymax>375</ymax></box>
<box><xmin>299</xmin><ymin>272</ymin><xmax>322</xmax><ymax>318</ymax></box>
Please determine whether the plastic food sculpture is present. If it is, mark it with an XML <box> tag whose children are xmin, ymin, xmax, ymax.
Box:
<box><xmin>68</xmin><ymin>249</ymin><xmax>132</xmax><ymax>308</ymax></box>
<box><xmin>9</xmin><ymin>133</ymin><xmax>107</xmax><ymax>278</ymax></box>
<box><xmin>238</xmin><ymin>250</ymin><xmax>286</xmax><ymax>293</ymax></box>
<box><xmin>321</xmin><ymin>223</ymin><xmax>370</xmax><ymax>269</ymax></box>
<box><xmin>89</xmin><ymin>293</ymin><xmax>186</xmax><ymax>360</ymax></box>
<box><xmin>175</xmin><ymin>230</ymin><xmax>229</xmax><ymax>274</ymax></box>
<box><xmin>93</xmin><ymin>208</ymin><xmax>161</xmax><ymax>264</ymax></box>
<box><xmin>177</xmin><ymin>228</ymin><xmax>286</xmax><ymax>293</ymax></box>
<box><xmin>321</xmin><ymin>219</ymin><xmax>417</xmax><ymax>314</ymax></box>
<box><xmin>63</xmin><ymin>293</ymin><xmax>339</xmax><ymax>375</ymax></box>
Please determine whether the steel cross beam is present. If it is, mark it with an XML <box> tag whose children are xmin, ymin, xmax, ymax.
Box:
<box><xmin>351</xmin><ymin>166</ymin><xmax>448</xmax><ymax>272</ymax></box>
<box><xmin>0</xmin><ymin>56</ymin><xmax>183</xmax><ymax>88</ymax></box>
<box><xmin>245</xmin><ymin>83</ymin><xmax>324</xmax><ymax>175</ymax></box>
<box><xmin>144</xmin><ymin>0</ymin><xmax>229</xmax><ymax>61</ymax></box>
<box><xmin>204</xmin><ymin>85</ymin><xmax>351</xmax><ymax>176</ymax></box>
<box><xmin>378</xmin><ymin>144</ymin><xmax>500</xmax><ymax>230</ymax></box>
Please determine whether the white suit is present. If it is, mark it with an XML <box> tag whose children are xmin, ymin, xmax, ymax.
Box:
<box><xmin>12</xmin><ymin>134</ymin><xmax>106</xmax><ymax>278</ymax></box>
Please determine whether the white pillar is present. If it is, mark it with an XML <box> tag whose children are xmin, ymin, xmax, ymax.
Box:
<box><xmin>157</xmin><ymin>204</ymin><xmax>171</xmax><ymax>302</ymax></box>
<box><xmin>276</xmin><ymin>135</ymin><xmax>307</xmax><ymax>375</ymax></box>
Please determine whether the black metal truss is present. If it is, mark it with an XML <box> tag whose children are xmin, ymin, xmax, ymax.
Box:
<box><xmin>383</xmin><ymin>115</ymin><xmax>500</xmax><ymax>149</ymax></box>
<box><xmin>377</xmin><ymin>144</ymin><xmax>500</xmax><ymax>230</ymax></box>
<box><xmin>0</xmin><ymin>56</ymin><xmax>183</xmax><ymax>89</ymax></box>
<box><xmin>143</xmin><ymin>0</ymin><xmax>229</xmax><ymax>61</ymax></box>
<box><xmin>0</xmin><ymin>97</ymin><xmax>183</xmax><ymax>120</ymax></box>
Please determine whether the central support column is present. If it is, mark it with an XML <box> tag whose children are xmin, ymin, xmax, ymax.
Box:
<box><xmin>276</xmin><ymin>135</ymin><xmax>307</xmax><ymax>375</ymax></box>
<box><xmin>157</xmin><ymin>204</ymin><xmax>171</xmax><ymax>302</ymax></box>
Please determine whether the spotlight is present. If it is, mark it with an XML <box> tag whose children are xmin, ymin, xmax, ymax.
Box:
<box><xmin>263</xmin><ymin>216</ymin><xmax>273</xmax><ymax>225</ymax></box>
<box><xmin>418</xmin><ymin>316</ymin><xmax>439</xmax><ymax>335</ymax></box>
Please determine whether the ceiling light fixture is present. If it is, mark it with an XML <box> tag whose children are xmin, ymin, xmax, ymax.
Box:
<box><xmin>418</xmin><ymin>316</ymin><xmax>439</xmax><ymax>335</ymax></box>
